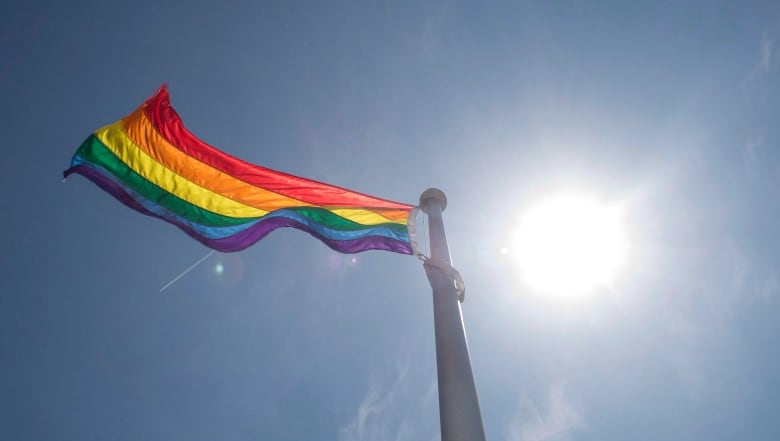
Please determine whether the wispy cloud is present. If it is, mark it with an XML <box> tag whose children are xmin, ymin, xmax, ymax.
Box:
<box><xmin>733</xmin><ymin>251</ymin><xmax>779</xmax><ymax>301</ymax></box>
<box><xmin>339</xmin><ymin>363</ymin><xmax>407</xmax><ymax>441</ymax></box>
<box><xmin>508</xmin><ymin>383</ymin><xmax>583</xmax><ymax>441</ymax></box>
<box><xmin>740</xmin><ymin>26</ymin><xmax>778</xmax><ymax>178</ymax></box>
<box><xmin>758</xmin><ymin>30</ymin><xmax>775</xmax><ymax>76</ymax></box>
<box><xmin>757</xmin><ymin>274</ymin><xmax>780</xmax><ymax>300</ymax></box>
<box><xmin>743</xmin><ymin>27</ymin><xmax>779</xmax><ymax>88</ymax></box>
<box><xmin>742</xmin><ymin>134</ymin><xmax>764</xmax><ymax>177</ymax></box>
<box><xmin>339</xmin><ymin>355</ymin><xmax>438</xmax><ymax>441</ymax></box>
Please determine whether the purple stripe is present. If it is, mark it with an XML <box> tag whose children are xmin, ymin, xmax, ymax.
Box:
<box><xmin>65</xmin><ymin>165</ymin><xmax>413</xmax><ymax>255</ymax></box>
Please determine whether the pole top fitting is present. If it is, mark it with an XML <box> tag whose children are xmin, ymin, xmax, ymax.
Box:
<box><xmin>419</xmin><ymin>188</ymin><xmax>447</xmax><ymax>214</ymax></box>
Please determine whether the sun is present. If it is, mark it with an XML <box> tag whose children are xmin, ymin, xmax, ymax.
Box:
<box><xmin>512</xmin><ymin>194</ymin><xmax>626</xmax><ymax>297</ymax></box>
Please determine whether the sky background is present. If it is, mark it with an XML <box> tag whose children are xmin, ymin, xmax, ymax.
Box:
<box><xmin>2</xmin><ymin>1</ymin><xmax>780</xmax><ymax>440</ymax></box>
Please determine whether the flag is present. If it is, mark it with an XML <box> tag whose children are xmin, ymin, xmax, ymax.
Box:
<box><xmin>64</xmin><ymin>86</ymin><xmax>415</xmax><ymax>254</ymax></box>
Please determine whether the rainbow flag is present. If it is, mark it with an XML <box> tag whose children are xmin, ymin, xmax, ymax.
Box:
<box><xmin>64</xmin><ymin>86</ymin><xmax>416</xmax><ymax>254</ymax></box>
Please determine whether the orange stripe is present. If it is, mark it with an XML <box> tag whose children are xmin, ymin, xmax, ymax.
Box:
<box><xmin>122</xmin><ymin>107</ymin><xmax>409</xmax><ymax>222</ymax></box>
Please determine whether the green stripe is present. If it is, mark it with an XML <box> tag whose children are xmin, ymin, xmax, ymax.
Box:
<box><xmin>73</xmin><ymin>134</ymin><xmax>408</xmax><ymax>234</ymax></box>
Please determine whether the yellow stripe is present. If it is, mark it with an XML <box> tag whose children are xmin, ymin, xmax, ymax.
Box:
<box><xmin>123</xmin><ymin>108</ymin><xmax>410</xmax><ymax>222</ymax></box>
<box><xmin>125</xmin><ymin>109</ymin><xmax>308</xmax><ymax>210</ymax></box>
<box><xmin>95</xmin><ymin>122</ymin><xmax>407</xmax><ymax>225</ymax></box>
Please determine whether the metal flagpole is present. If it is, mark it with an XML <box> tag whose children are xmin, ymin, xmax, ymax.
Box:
<box><xmin>419</xmin><ymin>188</ymin><xmax>487</xmax><ymax>441</ymax></box>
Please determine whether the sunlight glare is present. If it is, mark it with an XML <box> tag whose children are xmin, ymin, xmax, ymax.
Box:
<box><xmin>513</xmin><ymin>194</ymin><xmax>626</xmax><ymax>297</ymax></box>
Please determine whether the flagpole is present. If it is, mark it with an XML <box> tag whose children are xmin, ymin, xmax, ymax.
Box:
<box><xmin>420</xmin><ymin>188</ymin><xmax>487</xmax><ymax>441</ymax></box>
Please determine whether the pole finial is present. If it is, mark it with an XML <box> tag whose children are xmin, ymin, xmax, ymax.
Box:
<box><xmin>419</xmin><ymin>188</ymin><xmax>447</xmax><ymax>214</ymax></box>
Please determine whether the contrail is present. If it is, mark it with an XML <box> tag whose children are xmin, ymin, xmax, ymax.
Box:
<box><xmin>159</xmin><ymin>250</ymin><xmax>216</xmax><ymax>292</ymax></box>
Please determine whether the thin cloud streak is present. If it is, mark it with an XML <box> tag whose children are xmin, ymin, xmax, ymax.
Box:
<box><xmin>339</xmin><ymin>365</ymin><xmax>407</xmax><ymax>441</ymax></box>
<box><xmin>743</xmin><ymin>27</ymin><xmax>779</xmax><ymax>90</ymax></box>
<box><xmin>759</xmin><ymin>30</ymin><xmax>774</xmax><ymax>76</ymax></box>
<box><xmin>339</xmin><ymin>354</ymin><xmax>438</xmax><ymax>441</ymax></box>
<box><xmin>742</xmin><ymin>135</ymin><xmax>764</xmax><ymax>177</ymax></box>
<box><xmin>736</xmin><ymin>253</ymin><xmax>780</xmax><ymax>301</ymax></box>
<box><xmin>508</xmin><ymin>383</ymin><xmax>583</xmax><ymax>441</ymax></box>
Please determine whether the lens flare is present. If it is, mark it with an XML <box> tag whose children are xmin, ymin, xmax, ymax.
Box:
<box><xmin>208</xmin><ymin>254</ymin><xmax>245</xmax><ymax>287</ymax></box>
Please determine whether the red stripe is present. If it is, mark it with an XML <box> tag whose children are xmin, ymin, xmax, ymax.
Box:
<box><xmin>142</xmin><ymin>86</ymin><xmax>413</xmax><ymax>210</ymax></box>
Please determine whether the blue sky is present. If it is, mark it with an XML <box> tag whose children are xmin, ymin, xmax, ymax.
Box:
<box><xmin>2</xmin><ymin>1</ymin><xmax>780</xmax><ymax>440</ymax></box>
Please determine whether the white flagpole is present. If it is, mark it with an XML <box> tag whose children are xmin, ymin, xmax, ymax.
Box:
<box><xmin>419</xmin><ymin>188</ymin><xmax>487</xmax><ymax>441</ymax></box>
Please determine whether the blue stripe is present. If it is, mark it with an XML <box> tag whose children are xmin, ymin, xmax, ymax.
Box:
<box><xmin>72</xmin><ymin>157</ymin><xmax>410</xmax><ymax>243</ymax></box>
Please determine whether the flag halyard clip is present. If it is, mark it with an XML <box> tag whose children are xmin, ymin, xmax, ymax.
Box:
<box><xmin>409</xmin><ymin>205</ymin><xmax>465</xmax><ymax>302</ymax></box>
<box><xmin>421</xmin><ymin>256</ymin><xmax>466</xmax><ymax>303</ymax></box>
